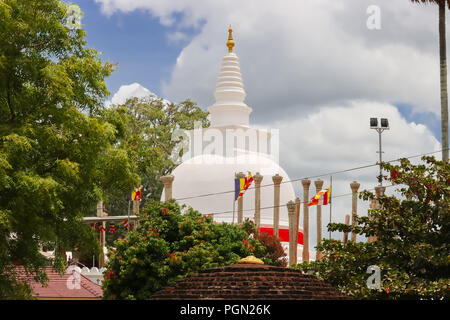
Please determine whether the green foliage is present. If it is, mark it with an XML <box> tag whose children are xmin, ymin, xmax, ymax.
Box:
<box><xmin>102</xmin><ymin>201</ymin><xmax>285</xmax><ymax>300</ymax></box>
<box><xmin>0</xmin><ymin>0</ymin><xmax>137</xmax><ymax>298</ymax></box>
<box><xmin>100</xmin><ymin>97</ymin><xmax>209</xmax><ymax>216</ymax></box>
<box><xmin>295</xmin><ymin>157</ymin><xmax>450</xmax><ymax>299</ymax></box>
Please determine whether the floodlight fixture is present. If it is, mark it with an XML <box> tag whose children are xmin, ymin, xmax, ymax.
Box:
<box><xmin>370</xmin><ymin>117</ymin><xmax>390</xmax><ymax>186</ymax></box>
<box><xmin>370</xmin><ymin>118</ymin><xmax>378</xmax><ymax>128</ymax></box>
<box><xmin>380</xmin><ymin>118</ymin><xmax>389</xmax><ymax>129</ymax></box>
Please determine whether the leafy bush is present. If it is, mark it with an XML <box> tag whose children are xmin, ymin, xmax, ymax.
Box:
<box><xmin>102</xmin><ymin>201</ymin><xmax>285</xmax><ymax>299</ymax></box>
<box><xmin>295</xmin><ymin>157</ymin><xmax>450</xmax><ymax>300</ymax></box>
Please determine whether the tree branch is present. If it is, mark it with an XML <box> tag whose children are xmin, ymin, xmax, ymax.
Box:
<box><xmin>24</xmin><ymin>39</ymin><xmax>52</xmax><ymax>49</ymax></box>
<box><xmin>7</xmin><ymin>79</ymin><xmax>15</xmax><ymax>121</ymax></box>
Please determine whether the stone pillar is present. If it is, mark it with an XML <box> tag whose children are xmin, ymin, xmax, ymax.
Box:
<box><xmin>96</xmin><ymin>201</ymin><xmax>103</xmax><ymax>217</ymax></box>
<box><xmin>133</xmin><ymin>200</ymin><xmax>139</xmax><ymax>215</ymax></box>
<box><xmin>132</xmin><ymin>200</ymin><xmax>139</xmax><ymax>230</ymax></box>
<box><xmin>294</xmin><ymin>197</ymin><xmax>301</xmax><ymax>263</ymax></box>
<box><xmin>343</xmin><ymin>214</ymin><xmax>350</xmax><ymax>244</ymax></box>
<box><xmin>287</xmin><ymin>200</ymin><xmax>297</xmax><ymax>266</ymax></box>
<box><xmin>368</xmin><ymin>186</ymin><xmax>386</xmax><ymax>242</ymax></box>
<box><xmin>350</xmin><ymin>181</ymin><xmax>360</xmax><ymax>243</ymax></box>
<box><xmin>253</xmin><ymin>173</ymin><xmax>263</xmax><ymax>235</ymax></box>
<box><xmin>235</xmin><ymin>172</ymin><xmax>245</xmax><ymax>224</ymax></box>
<box><xmin>96</xmin><ymin>201</ymin><xmax>106</xmax><ymax>268</ymax></box>
<box><xmin>314</xmin><ymin>179</ymin><xmax>324</xmax><ymax>260</ymax></box>
<box><xmin>301</xmin><ymin>179</ymin><xmax>311</xmax><ymax>263</ymax></box>
<box><xmin>375</xmin><ymin>186</ymin><xmax>385</xmax><ymax>201</ymax></box>
<box><xmin>272</xmin><ymin>174</ymin><xmax>283</xmax><ymax>237</ymax></box>
<box><xmin>160</xmin><ymin>175</ymin><xmax>175</xmax><ymax>201</ymax></box>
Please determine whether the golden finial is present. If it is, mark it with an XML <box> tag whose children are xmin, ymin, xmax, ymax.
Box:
<box><xmin>238</xmin><ymin>256</ymin><xmax>264</xmax><ymax>265</ymax></box>
<box><xmin>226</xmin><ymin>25</ymin><xmax>235</xmax><ymax>53</ymax></box>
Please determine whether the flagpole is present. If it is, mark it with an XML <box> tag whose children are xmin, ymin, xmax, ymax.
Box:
<box><xmin>232</xmin><ymin>199</ymin><xmax>235</xmax><ymax>224</ymax></box>
<box><xmin>329</xmin><ymin>175</ymin><xmax>333</xmax><ymax>239</ymax></box>
<box><xmin>127</xmin><ymin>196</ymin><xmax>131</xmax><ymax>233</ymax></box>
<box><xmin>232</xmin><ymin>172</ymin><xmax>236</xmax><ymax>224</ymax></box>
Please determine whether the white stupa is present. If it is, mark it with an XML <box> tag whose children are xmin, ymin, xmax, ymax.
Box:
<box><xmin>163</xmin><ymin>27</ymin><xmax>296</xmax><ymax>231</ymax></box>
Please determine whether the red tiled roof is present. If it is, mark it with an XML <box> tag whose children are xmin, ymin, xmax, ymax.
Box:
<box><xmin>15</xmin><ymin>266</ymin><xmax>103</xmax><ymax>299</ymax></box>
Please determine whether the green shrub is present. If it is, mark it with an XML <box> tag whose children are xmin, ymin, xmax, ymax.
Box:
<box><xmin>102</xmin><ymin>201</ymin><xmax>285</xmax><ymax>299</ymax></box>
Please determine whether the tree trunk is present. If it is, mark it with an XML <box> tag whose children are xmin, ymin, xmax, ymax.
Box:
<box><xmin>439</xmin><ymin>2</ymin><xmax>449</xmax><ymax>162</ymax></box>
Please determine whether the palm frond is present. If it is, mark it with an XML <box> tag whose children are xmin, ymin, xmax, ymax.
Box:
<box><xmin>410</xmin><ymin>0</ymin><xmax>450</xmax><ymax>9</ymax></box>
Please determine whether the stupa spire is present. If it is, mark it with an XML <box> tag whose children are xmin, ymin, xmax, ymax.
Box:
<box><xmin>207</xmin><ymin>26</ymin><xmax>252</xmax><ymax>128</ymax></box>
<box><xmin>227</xmin><ymin>25</ymin><xmax>235</xmax><ymax>53</ymax></box>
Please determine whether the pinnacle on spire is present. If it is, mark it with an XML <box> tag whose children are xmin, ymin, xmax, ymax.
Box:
<box><xmin>227</xmin><ymin>25</ymin><xmax>235</xmax><ymax>53</ymax></box>
<box><xmin>208</xmin><ymin>25</ymin><xmax>252</xmax><ymax>128</ymax></box>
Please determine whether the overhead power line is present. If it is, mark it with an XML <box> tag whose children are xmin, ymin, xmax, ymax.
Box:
<box><xmin>206</xmin><ymin>183</ymin><xmax>398</xmax><ymax>216</ymax></box>
<box><xmin>174</xmin><ymin>148</ymin><xmax>446</xmax><ymax>202</ymax></box>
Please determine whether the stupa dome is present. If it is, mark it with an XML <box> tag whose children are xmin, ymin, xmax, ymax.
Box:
<box><xmin>164</xmin><ymin>151</ymin><xmax>295</xmax><ymax>226</ymax></box>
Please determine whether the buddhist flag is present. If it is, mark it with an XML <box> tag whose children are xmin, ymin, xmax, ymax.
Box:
<box><xmin>234</xmin><ymin>172</ymin><xmax>254</xmax><ymax>201</ymax></box>
<box><xmin>308</xmin><ymin>185</ymin><xmax>331</xmax><ymax>206</ymax></box>
<box><xmin>109</xmin><ymin>224</ymin><xmax>116</xmax><ymax>234</ymax></box>
<box><xmin>95</xmin><ymin>222</ymin><xmax>106</xmax><ymax>232</ymax></box>
<box><xmin>132</xmin><ymin>185</ymin><xmax>142</xmax><ymax>201</ymax></box>
<box><xmin>122</xmin><ymin>219</ymin><xmax>131</xmax><ymax>230</ymax></box>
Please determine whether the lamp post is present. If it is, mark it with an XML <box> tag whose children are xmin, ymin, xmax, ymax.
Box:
<box><xmin>370</xmin><ymin>118</ymin><xmax>389</xmax><ymax>186</ymax></box>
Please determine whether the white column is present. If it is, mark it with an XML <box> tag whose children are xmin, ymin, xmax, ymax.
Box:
<box><xmin>368</xmin><ymin>186</ymin><xmax>385</xmax><ymax>242</ymax></box>
<box><xmin>314</xmin><ymin>179</ymin><xmax>324</xmax><ymax>260</ymax></box>
<box><xmin>272</xmin><ymin>174</ymin><xmax>283</xmax><ymax>237</ymax></box>
<box><xmin>294</xmin><ymin>197</ymin><xmax>301</xmax><ymax>264</ymax></box>
<box><xmin>287</xmin><ymin>200</ymin><xmax>296</xmax><ymax>266</ymax></box>
<box><xmin>254</xmin><ymin>172</ymin><xmax>263</xmax><ymax>235</ymax></box>
<box><xmin>96</xmin><ymin>201</ymin><xmax>106</xmax><ymax>268</ymax></box>
<box><xmin>350</xmin><ymin>181</ymin><xmax>360</xmax><ymax>243</ymax></box>
<box><xmin>343</xmin><ymin>214</ymin><xmax>350</xmax><ymax>244</ymax></box>
<box><xmin>160</xmin><ymin>175</ymin><xmax>175</xmax><ymax>201</ymax></box>
<box><xmin>301</xmin><ymin>179</ymin><xmax>311</xmax><ymax>263</ymax></box>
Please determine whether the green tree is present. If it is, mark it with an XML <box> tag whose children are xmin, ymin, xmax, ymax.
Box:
<box><xmin>0</xmin><ymin>0</ymin><xmax>137</xmax><ymax>298</ymax></box>
<box><xmin>102</xmin><ymin>201</ymin><xmax>286</xmax><ymax>300</ymax></box>
<box><xmin>295</xmin><ymin>156</ymin><xmax>449</xmax><ymax>299</ymax></box>
<box><xmin>101</xmin><ymin>96</ymin><xmax>209</xmax><ymax>215</ymax></box>
<box><xmin>411</xmin><ymin>0</ymin><xmax>449</xmax><ymax>161</ymax></box>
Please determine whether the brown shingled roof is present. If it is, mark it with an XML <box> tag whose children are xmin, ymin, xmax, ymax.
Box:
<box><xmin>151</xmin><ymin>263</ymin><xmax>351</xmax><ymax>300</ymax></box>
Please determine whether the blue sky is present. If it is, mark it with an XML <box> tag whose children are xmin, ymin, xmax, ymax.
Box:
<box><xmin>75</xmin><ymin>0</ymin><xmax>194</xmax><ymax>97</ymax></box>
<box><xmin>395</xmin><ymin>104</ymin><xmax>441</xmax><ymax>139</ymax></box>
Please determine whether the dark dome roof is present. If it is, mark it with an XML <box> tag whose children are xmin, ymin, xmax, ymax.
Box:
<box><xmin>151</xmin><ymin>263</ymin><xmax>351</xmax><ymax>300</ymax></box>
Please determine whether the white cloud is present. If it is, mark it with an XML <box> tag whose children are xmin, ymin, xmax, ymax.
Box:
<box><xmin>167</xmin><ymin>31</ymin><xmax>189</xmax><ymax>44</ymax></box>
<box><xmin>105</xmin><ymin>82</ymin><xmax>171</xmax><ymax>107</ymax></box>
<box><xmin>106</xmin><ymin>82</ymin><xmax>152</xmax><ymax>107</ymax></box>
<box><xmin>95</xmin><ymin>0</ymin><xmax>443</xmax><ymax>122</ymax></box>
<box><xmin>272</xmin><ymin>100</ymin><xmax>440</xmax><ymax>245</ymax></box>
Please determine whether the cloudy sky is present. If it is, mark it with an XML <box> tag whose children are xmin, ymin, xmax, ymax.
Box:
<box><xmin>76</xmin><ymin>0</ymin><xmax>444</xmax><ymax>245</ymax></box>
